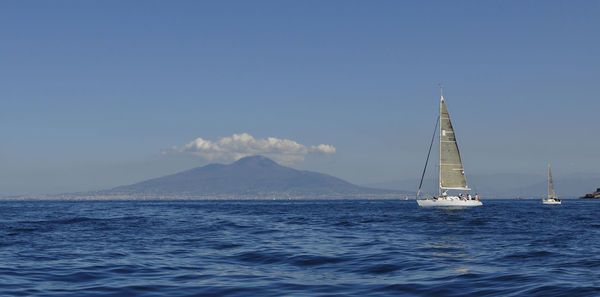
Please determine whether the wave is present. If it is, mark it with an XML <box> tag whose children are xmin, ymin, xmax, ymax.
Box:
<box><xmin>0</xmin><ymin>199</ymin><xmax>599</xmax><ymax>296</ymax></box>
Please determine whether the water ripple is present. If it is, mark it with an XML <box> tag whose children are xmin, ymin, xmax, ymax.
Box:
<box><xmin>0</xmin><ymin>199</ymin><xmax>599</xmax><ymax>296</ymax></box>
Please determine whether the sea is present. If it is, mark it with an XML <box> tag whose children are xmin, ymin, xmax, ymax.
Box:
<box><xmin>0</xmin><ymin>199</ymin><xmax>598</xmax><ymax>297</ymax></box>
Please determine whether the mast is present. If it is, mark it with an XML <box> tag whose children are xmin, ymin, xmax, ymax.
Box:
<box><xmin>438</xmin><ymin>84</ymin><xmax>443</xmax><ymax>197</ymax></box>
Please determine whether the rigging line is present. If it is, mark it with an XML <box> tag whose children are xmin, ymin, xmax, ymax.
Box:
<box><xmin>417</xmin><ymin>115</ymin><xmax>440</xmax><ymax>198</ymax></box>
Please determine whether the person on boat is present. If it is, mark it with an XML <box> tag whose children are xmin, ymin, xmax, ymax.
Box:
<box><xmin>467</xmin><ymin>193</ymin><xmax>472</xmax><ymax>200</ymax></box>
<box><xmin>442</xmin><ymin>191</ymin><xmax>448</xmax><ymax>199</ymax></box>
<box><xmin>458</xmin><ymin>193</ymin><xmax>463</xmax><ymax>200</ymax></box>
<box><xmin>475</xmin><ymin>193</ymin><xmax>480</xmax><ymax>201</ymax></box>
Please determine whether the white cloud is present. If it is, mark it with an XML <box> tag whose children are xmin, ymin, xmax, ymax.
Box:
<box><xmin>175</xmin><ymin>133</ymin><xmax>336</xmax><ymax>164</ymax></box>
<box><xmin>310</xmin><ymin>144</ymin><xmax>336</xmax><ymax>154</ymax></box>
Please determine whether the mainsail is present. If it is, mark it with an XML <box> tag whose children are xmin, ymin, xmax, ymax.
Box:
<box><xmin>439</xmin><ymin>95</ymin><xmax>469</xmax><ymax>190</ymax></box>
<box><xmin>548</xmin><ymin>164</ymin><xmax>557</xmax><ymax>199</ymax></box>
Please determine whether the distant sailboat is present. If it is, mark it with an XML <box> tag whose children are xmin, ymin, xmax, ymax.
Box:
<box><xmin>416</xmin><ymin>86</ymin><xmax>482</xmax><ymax>207</ymax></box>
<box><xmin>542</xmin><ymin>164</ymin><xmax>562</xmax><ymax>205</ymax></box>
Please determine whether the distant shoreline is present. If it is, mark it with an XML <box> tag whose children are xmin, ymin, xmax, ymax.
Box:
<box><xmin>0</xmin><ymin>196</ymin><xmax>587</xmax><ymax>201</ymax></box>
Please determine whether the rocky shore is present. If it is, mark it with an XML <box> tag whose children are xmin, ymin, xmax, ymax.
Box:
<box><xmin>581</xmin><ymin>188</ymin><xmax>600</xmax><ymax>198</ymax></box>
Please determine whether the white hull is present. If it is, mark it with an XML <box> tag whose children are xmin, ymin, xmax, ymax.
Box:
<box><xmin>542</xmin><ymin>199</ymin><xmax>561</xmax><ymax>205</ymax></box>
<box><xmin>417</xmin><ymin>196</ymin><xmax>482</xmax><ymax>207</ymax></box>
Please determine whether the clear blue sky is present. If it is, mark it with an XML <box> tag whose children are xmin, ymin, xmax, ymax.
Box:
<box><xmin>1</xmin><ymin>1</ymin><xmax>599</xmax><ymax>195</ymax></box>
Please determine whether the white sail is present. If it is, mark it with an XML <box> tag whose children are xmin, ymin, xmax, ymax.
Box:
<box><xmin>439</xmin><ymin>96</ymin><xmax>469</xmax><ymax>190</ymax></box>
<box><xmin>548</xmin><ymin>164</ymin><xmax>557</xmax><ymax>199</ymax></box>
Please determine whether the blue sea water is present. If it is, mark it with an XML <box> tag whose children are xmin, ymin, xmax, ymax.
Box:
<box><xmin>0</xmin><ymin>199</ymin><xmax>598</xmax><ymax>296</ymax></box>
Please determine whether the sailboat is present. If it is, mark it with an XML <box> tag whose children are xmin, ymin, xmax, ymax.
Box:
<box><xmin>416</xmin><ymin>86</ymin><xmax>482</xmax><ymax>207</ymax></box>
<box><xmin>542</xmin><ymin>164</ymin><xmax>562</xmax><ymax>205</ymax></box>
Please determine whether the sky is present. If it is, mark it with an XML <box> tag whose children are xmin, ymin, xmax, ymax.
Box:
<box><xmin>1</xmin><ymin>1</ymin><xmax>599</xmax><ymax>195</ymax></box>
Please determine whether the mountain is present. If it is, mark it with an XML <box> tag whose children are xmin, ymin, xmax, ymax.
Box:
<box><xmin>91</xmin><ymin>155</ymin><xmax>406</xmax><ymax>199</ymax></box>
